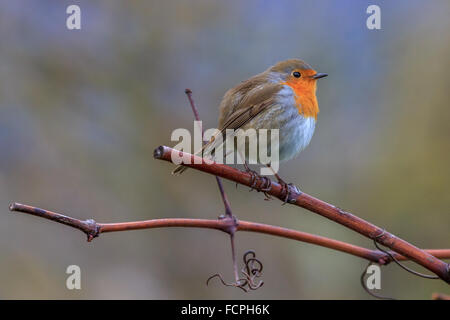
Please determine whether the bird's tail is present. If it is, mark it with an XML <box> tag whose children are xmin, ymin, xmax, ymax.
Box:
<box><xmin>172</xmin><ymin>164</ymin><xmax>189</xmax><ymax>175</ymax></box>
<box><xmin>171</xmin><ymin>138</ymin><xmax>216</xmax><ymax>175</ymax></box>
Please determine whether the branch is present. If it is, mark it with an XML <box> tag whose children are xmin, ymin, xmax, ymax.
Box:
<box><xmin>9</xmin><ymin>202</ymin><xmax>450</xmax><ymax>265</ymax></box>
<box><xmin>432</xmin><ymin>293</ymin><xmax>450</xmax><ymax>300</ymax></box>
<box><xmin>153</xmin><ymin>146</ymin><xmax>450</xmax><ymax>283</ymax></box>
<box><xmin>184</xmin><ymin>89</ymin><xmax>239</xmax><ymax>285</ymax></box>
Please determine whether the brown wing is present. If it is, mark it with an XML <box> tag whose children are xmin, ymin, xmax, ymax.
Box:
<box><xmin>172</xmin><ymin>82</ymin><xmax>282</xmax><ymax>175</ymax></box>
<box><xmin>219</xmin><ymin>82</ymin><xmax>282</xmax><ymax>128</ymax></box>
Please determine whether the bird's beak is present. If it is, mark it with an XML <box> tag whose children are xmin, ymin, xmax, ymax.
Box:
<box><xmin>311</xmin><ymin>73</ymin><xmax>328</xmax><ymax>80</ymax></box>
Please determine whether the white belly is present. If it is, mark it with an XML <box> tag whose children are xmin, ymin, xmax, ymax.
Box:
<box><xmin>278</xmin><ymin>110</ymin><xmax>316</xmax><ymax>161</ymax></box>
<box><xmin>221</xmin><ymin>85</ymin><xmax>316</xmax><ymax>165</ymax></box>
<box><xmin>273</xmin><ymin>85</ymin><xmax>316</xmax><ymax>161</ymax></box>
<box><xmin>235</xmin><ymin>103</ymin><xmax>316</xmax><ymax>164</ymax></box>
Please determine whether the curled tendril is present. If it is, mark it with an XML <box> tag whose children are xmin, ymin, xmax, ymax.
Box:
<box><xmin>206</xmin><ymin>273</ymin><xmax>249</xmax><ymax>292</ymax></box>
<box><xmin>206</xmin><ymin>250</ymin><xmax>264</xmax><ymax>292</ymax></box>
<box><xmin>361</xmin><ymin>229</ymin><xmax>442</xmax><ymax>300</ymax></box>
<box><xmin>374</xmin><ymin>230</ymin><xmax>439</xmax><ymax>280</ymax></box>
<box><xmin>241</xmin><ymin>250</ymin><xmax>264</xmax><ymax>290</ymax></box>
<box><xmin>360</xmin><ymin>261</ymin><xmax>395</xmax><ymax>300</ymax></box>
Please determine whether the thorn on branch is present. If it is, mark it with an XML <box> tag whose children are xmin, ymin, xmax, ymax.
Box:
<box><xmin>85</xmin><ymin>219</ymin><xmax>101</xmax><ymax>242</ymax></box>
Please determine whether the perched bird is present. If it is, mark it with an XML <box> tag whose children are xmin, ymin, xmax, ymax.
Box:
<box><xmin>173</xmin><ymin>59</ymin><xmax>327</xmax><ymax>196</ymax></box>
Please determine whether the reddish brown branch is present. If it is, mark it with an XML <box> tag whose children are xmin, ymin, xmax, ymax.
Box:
<box><xmin>432</xmin><ymin>293</ymin><xmax>450</xmax><ymax>300</ymax></box>
<box><xmin>9</xmin><ymin>202</ymin><xmax>450</xmax><ymax>265</ymax></box>
<box><xmin>153</xmin><ymin>146</ymin><xmax>450</xmax><ymax>283</ymax></box>
<box><xmin>185</xmin><ymin>89</ymin><xmax>233</xmax><ymax>219</ymax></box>
<box><xmin>184</xmin><ymin>88</ymin><xmax>238</xmax><ymax>285</ymax></box>
<box><xmin>9</xmin><ymin>202</ymin><xmax>100</xmax><ymax>242</ymax></box>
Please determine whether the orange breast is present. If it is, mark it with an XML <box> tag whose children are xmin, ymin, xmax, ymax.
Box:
<box><xmin>281</xmin><ymin>79</ymin><xmax>319</xmax><ymax>120</ymax></box>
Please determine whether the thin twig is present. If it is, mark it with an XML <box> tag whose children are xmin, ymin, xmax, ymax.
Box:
<box><xmin>9</xmin><ymin>202</ymin><xmax>450</xmax><ymax>264</ymax></box>
<box><xmin>153</xmin><ymin>146</ymin><xmax>450</xmax><ymax>283</ymax></box>
<box><xmin>184</xmin><ymin>89</ymin><xmax>233</xmax><ymax>219</ymax></box>
<box><xmin>184</xmin><ymin>89</ymin><xmax>239</xmax><ymax>287</ymax></box>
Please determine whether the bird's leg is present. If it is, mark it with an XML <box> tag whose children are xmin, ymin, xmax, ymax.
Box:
<box><xmin>242</xmin><ymin>160</ymin><xmax>272</xmax><ymax>198</ymax></box>
<box><xmin>244</xmin><ymin>160</ymin><xmax>272</xmax><ymax>192</ymax></box>
<box><xmin>266</xmin><ymin>164</ymin><xmax>301</xmax><ymax>205</ymax></box>
<box><xmin>236</xmin><ymin>150</ymin><xmax>272</xmax><ymax>195</ymax></box>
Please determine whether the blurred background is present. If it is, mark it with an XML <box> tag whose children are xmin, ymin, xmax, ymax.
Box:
<box><xmin>0</xmin><ymin>0</ymin><xmax>449</xmax><ymax>299</ymax></box>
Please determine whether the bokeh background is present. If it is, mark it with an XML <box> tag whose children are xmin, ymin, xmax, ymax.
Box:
<box><xmin>0</xmin><ymin>0</ymin><xmax>449</xmax><ymax>299</ymax></box>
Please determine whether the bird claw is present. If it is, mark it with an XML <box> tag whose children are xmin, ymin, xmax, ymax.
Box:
<box><xmin>245</xmin><ymin>169</ymin><xmax>273</xmax><ymax>198</ymax></box>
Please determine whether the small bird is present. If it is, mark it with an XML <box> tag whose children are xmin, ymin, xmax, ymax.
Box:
<box><xmin>173</xmin><ymin>59</ymin><xmax>327</xmax><ymax>196</ymax></box>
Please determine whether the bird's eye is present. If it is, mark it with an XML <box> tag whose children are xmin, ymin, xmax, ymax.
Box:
<box><xmin>292</xmin><ymin>71</ymin><xmax>301</xmax><ymax>78</ymax></box>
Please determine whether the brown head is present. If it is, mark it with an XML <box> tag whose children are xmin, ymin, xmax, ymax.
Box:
<box><xmin>268</xmin><ymin>59</ymin><xmax>327</xmax><ymax>119</ymax></box>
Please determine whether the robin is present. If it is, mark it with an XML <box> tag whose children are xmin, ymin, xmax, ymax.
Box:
<box><xmin>173</xmin><ymin>59</ymin><xmax>327</xmax><ymax>200</ymax></box>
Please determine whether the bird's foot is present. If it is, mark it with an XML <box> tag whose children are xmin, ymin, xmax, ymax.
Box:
<box><xmin>245</xmin><ymin>168</ymin><xmax>273</xmax><ymax>200</ymax></box>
